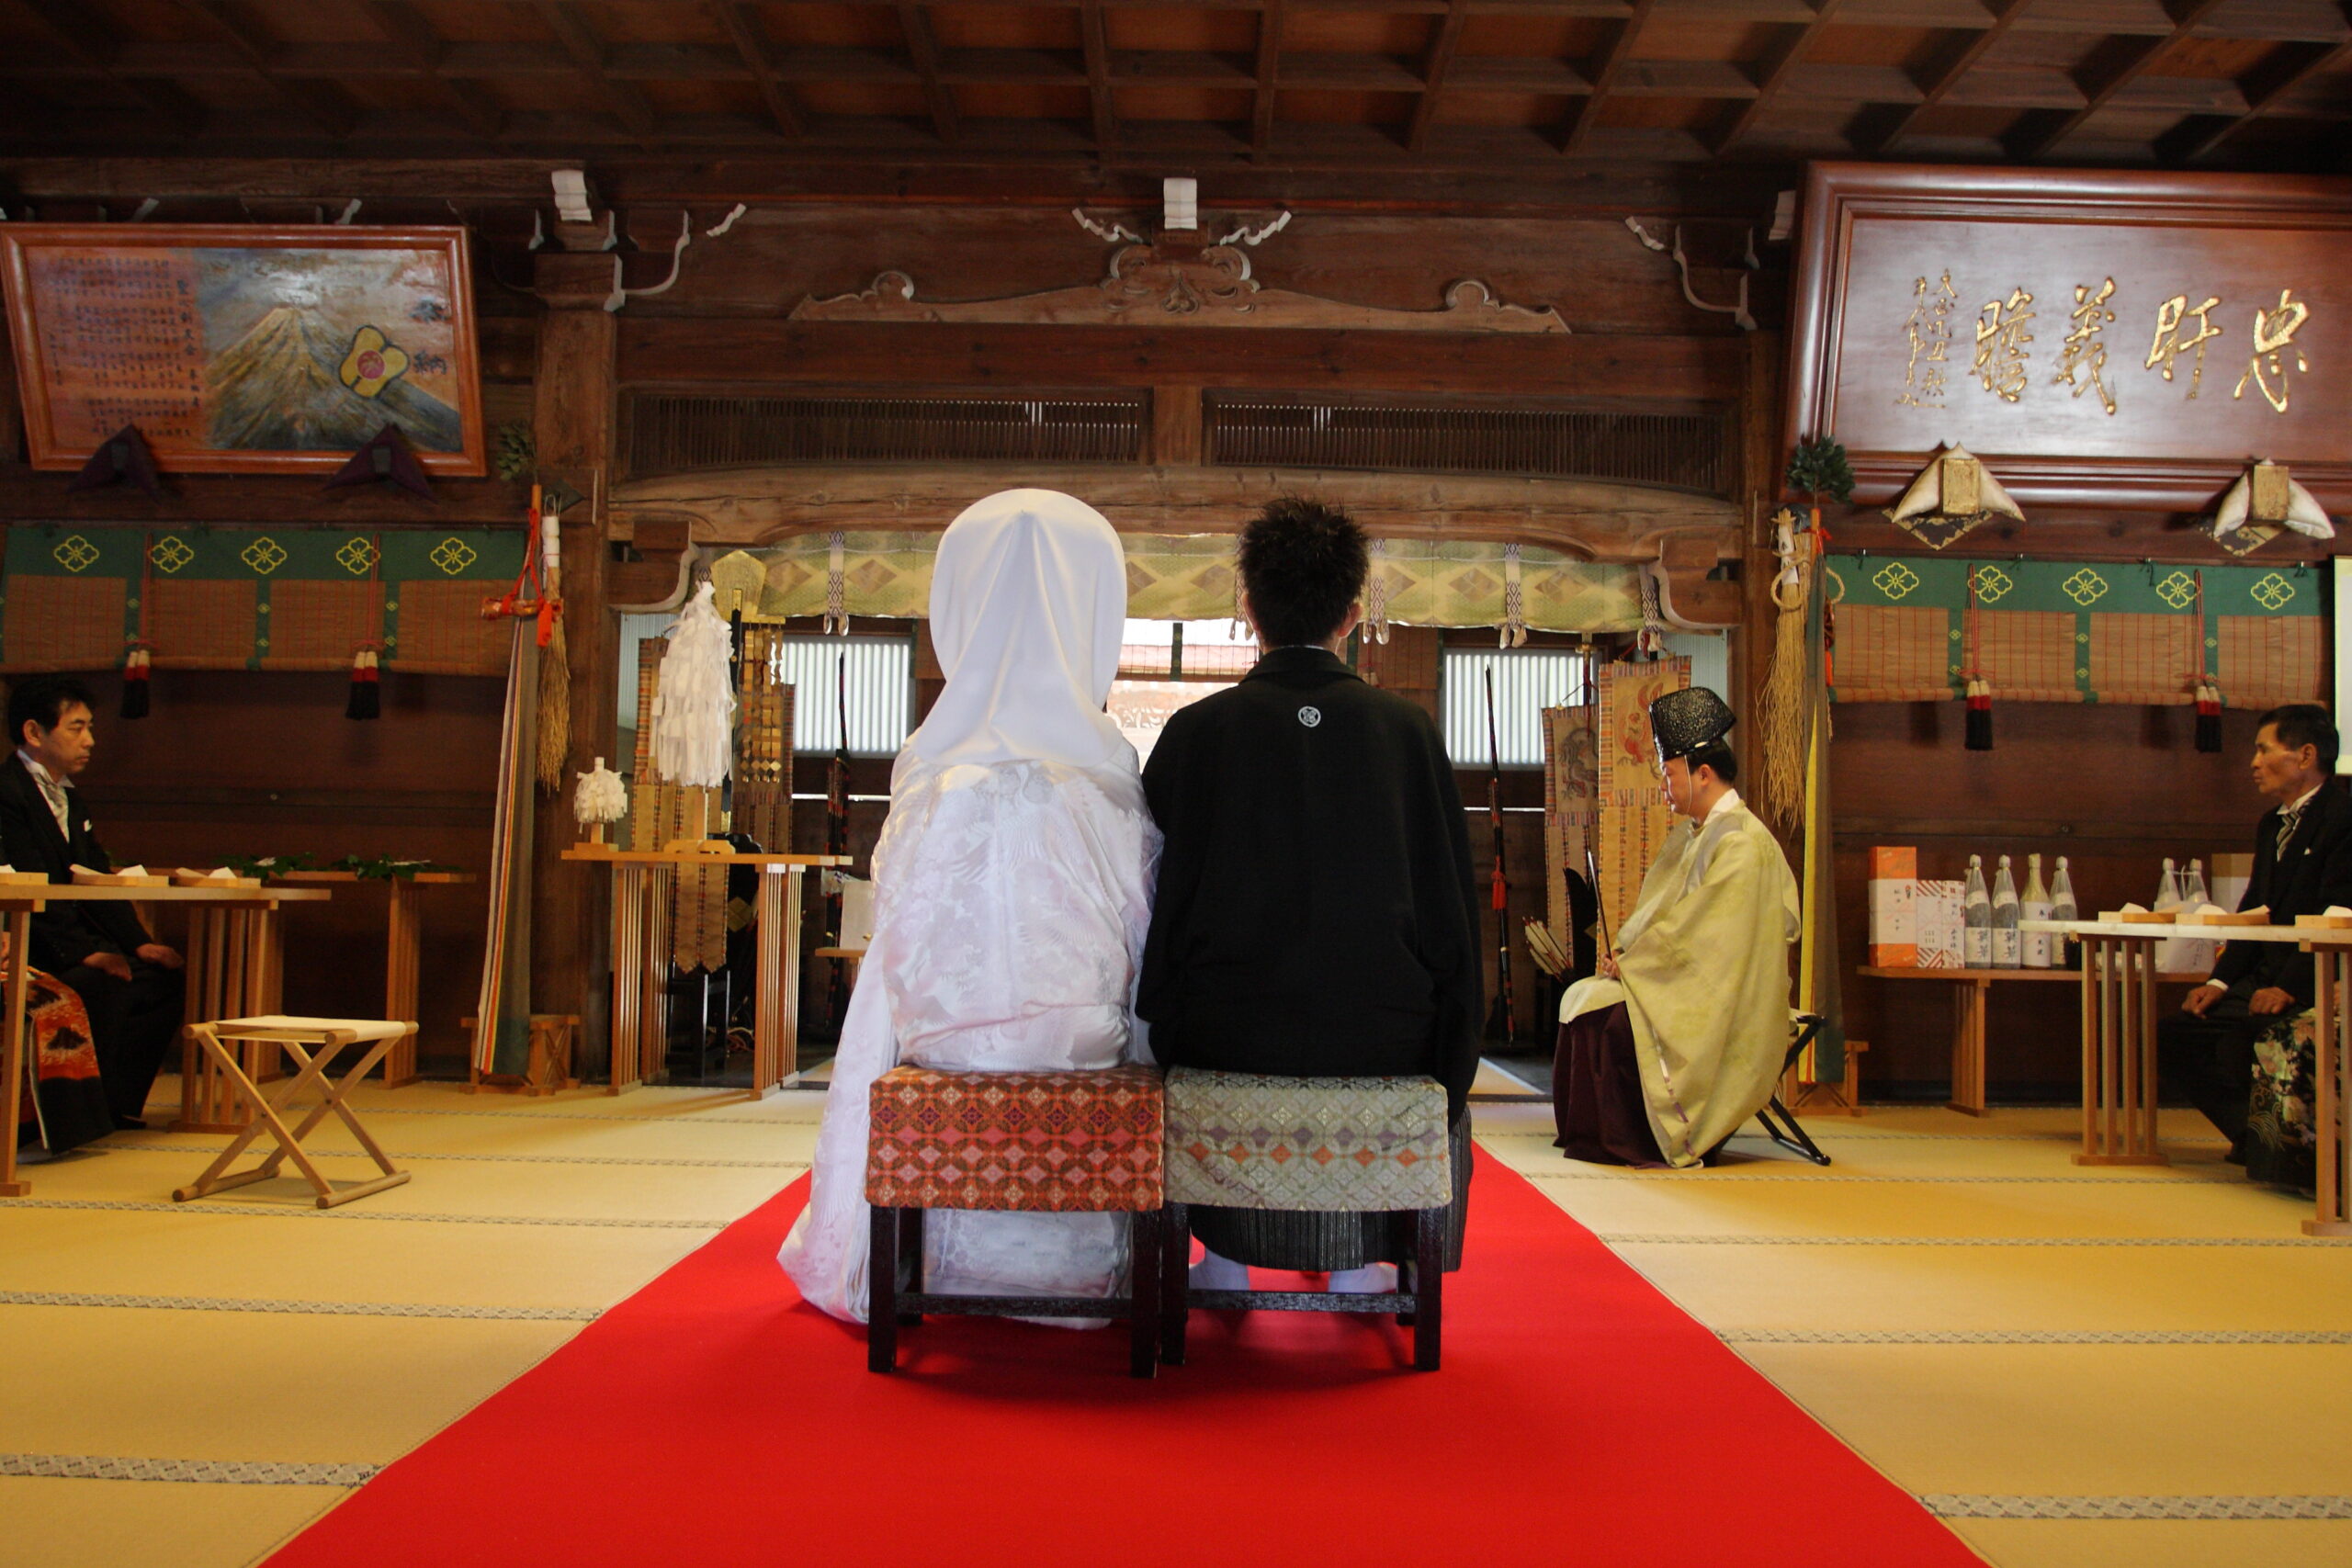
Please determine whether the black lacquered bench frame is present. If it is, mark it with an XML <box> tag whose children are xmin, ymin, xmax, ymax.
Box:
<box><xmin>1159</xmin><ymin>1200</ymin><xmax>1447</xmax><ymax>1371</ymax></box>
<box><xmin>866</xmin><ymin>1202</ymin><xmax>1166</xmax><ymax>1378</ymax></box>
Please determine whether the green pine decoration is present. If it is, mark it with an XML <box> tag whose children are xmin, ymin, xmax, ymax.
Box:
<box><xmin>494</xmin><ymin>422</ymin><xmax>536</xmax><ymax>483</ymax></box>
<box><xmin>1784</xmin><ymin>436</ymin><xmax>1856</xmax><ymax>506</ymax></box>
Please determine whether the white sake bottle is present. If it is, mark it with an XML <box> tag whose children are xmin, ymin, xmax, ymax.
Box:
<box><xmin>2176</xmin><ymin>857</ymin><xmax>2219</xmax><ymax>976</ymax></box>
<box><xmin>2051</xmin><ymin>860</ymin><xmax>2088</xmax><ymax>968</ymax></box>
<box><xmin>2052</xmin><ymin>856</ymin><xmax>2080</xmax><ymax>971</ymax></box>
<box><xmin>1963</xmin><ymin>854</ymin><xmax>1993</xmax><ymax>969</ymax></box>
<box><xmin>2154</xmin><ymin>857</ymin><xmax>2187</xmax><ymax>972</ymax></box>
<box><xmin>2021</xmin><ymin>852</ymin><xmax>2052</xmax><ymax>967</ymax></box>
<box><xmin>1991</xmin><ymin>855</ymin><xmax>2022</xmax><ymax>967</ymax></box>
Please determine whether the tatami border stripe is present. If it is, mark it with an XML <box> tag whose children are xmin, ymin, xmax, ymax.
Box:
<box><xmin>1921</xmin><ymin>1494</ymin><xmax>2352</xmax><ymax>1520</ymax></box>
<box><xmin>0</xmin><ymin>1290</ymin><xmax>600</xmax><ymax>1321</ymax></box>
<box><xmin>271</xmin><ymin>1105</ymin><xmax>827</xmax><ymax>1127</ymax></box>
<box><xmin>0</xmin><ymin>1453</ymin><xmax>379</xmax><ymax>1486</ymax></box>
<box><xmin>1599</xmin><ymin>1233</ymin><xmax>2344</xmax><ymax>1247</ymax></box>
<box><xmin>124</xmin><ymin>1145</ymin><xmax>813</xmax><ymax>1171</ymax></box>
<box><xmin>1724</xmin><ymin>1327</ymin><xmax>2352</xmax><ymax>1345</ymax></box>
<box><xmin>1482</xmin><ymin>1129</ymin><xmax>2230</xmax><ymax>1145</ymax></box>
<box><xmin>0</xmin><ymin>1200</ymin><xmax>724</xmax><ymax>1228</ymax></box>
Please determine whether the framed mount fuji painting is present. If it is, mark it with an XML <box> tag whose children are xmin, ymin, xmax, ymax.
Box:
<box><xmin>0</xmin><ymin>224</ymin><xmax>484</xmax><ymax>476</ymax></box>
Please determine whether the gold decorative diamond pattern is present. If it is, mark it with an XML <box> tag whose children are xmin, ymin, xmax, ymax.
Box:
<box><xmin>2155</xmin><ymin>570</ymin><xmax>2197</xmax><ymax>609</ymax></box>
<box><xmin>1872</xmin><ymin>562</ymin><xmax>1920</xmax><ymax>600</ymax></box>
<box><xmin>2062</xmin><ymin>569</ymin><xmax>2109</xmax><ymax>605</ymax></box>
<box><xmin>2252</xmin><ymin>573</ymin><xmax>2297</xmax><ymax>611</ymax></box>
<box><xmin>148</xmin><ymin>536</ymin><xmax>195</xmax><ymax>575</ymax></box>
<box><xmin>51</xmin><ymin>536</ymin><xmax>99</xmax><ymax>573</ymax></box>
<box><xmin>241</xmin><ymin>536</ymin><xmax>288</xmax><ymax>575</ymax></box>
<box><xmin>429</xmin><ymin>537</ymin><xmax>479</xmax><ymax>576</ymax></box>
<box><xmin>335</xmin><ymin>537</ymin><xmax>379</xmax><ymax>577</ymax></box>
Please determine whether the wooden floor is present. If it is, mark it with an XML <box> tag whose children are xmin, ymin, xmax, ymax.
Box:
<box><xmin>2</xmin><ymin>1080</ymin><xmax>2347</xmax><ymax>1566</ymax></box>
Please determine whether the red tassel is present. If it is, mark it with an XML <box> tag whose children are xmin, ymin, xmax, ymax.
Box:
<box><xmin>1964</xmin><ymin>676</ymin><xmax>1993</xmax><ymax>751</ymax></box>
<box><xmin>2195</xmin><ymin>679</ymin><xmax>2222</xmax><ymax>753</ymax></box>
<box><xmin>346</xmin><ymin>647</ymin><xmax>381</xmax><ymax>720</ymax></box>
<box><xmin>119</xmin><ymin>645</ymin><xmax>150</xmax><ymax>719</ymax></box>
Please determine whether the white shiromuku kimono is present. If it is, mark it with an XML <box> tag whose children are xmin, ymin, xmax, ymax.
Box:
<box><xmin>1558</xmin><ymin>789</ymin><xmax>1799</xmax><ymax>1168</ymax></box>
<box><xmin>778</xmin><ymin>489</ymin><xmax>1159</xmax><ymax>1323</ymax></box>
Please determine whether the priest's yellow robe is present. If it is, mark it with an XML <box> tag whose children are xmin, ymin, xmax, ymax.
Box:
<box><xmin>1559</xmin><ymin>792</ymin><xmax>1800</xmax><ymax>1168</ymax></box>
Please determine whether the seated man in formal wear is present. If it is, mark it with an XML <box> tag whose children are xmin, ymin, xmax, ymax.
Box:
<box><xmin>2161</xmin><ymin>703</ymin><xmax>2352</xmax><ymax>1161</ymax></box>
<box><xmin>1138</xmin><ymin>497</ymin><xmax>1482</xmax><ymax>1294</ymax></box>
<box><xmin>0</xmin><ymin>676</ymin><xmax>184</xmax><ymax>1129</ymax></box>
<box><xmin>1553</xmin><ymin>688</ymin><xmax>1800</xmax><ymax>1169</ymax></box>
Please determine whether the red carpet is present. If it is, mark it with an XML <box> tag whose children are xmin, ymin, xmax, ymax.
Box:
<box><xmin>263</xmin><ymin>1147</ymin><xmax>1981</xmax><ymax>1568</ymax></box>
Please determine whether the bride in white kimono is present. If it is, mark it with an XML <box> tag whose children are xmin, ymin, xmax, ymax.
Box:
<box><xmin>778</xmin><ymin>489</ymin><xmax>1159</xmax><ymax>1323</ymax></box>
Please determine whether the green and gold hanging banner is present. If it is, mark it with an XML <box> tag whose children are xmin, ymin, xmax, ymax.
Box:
<box><xmin>721</xmin><ymin>531</ymin><xmax>1644</xmax><ymax>633</ymax></box>
<box><xmin>1827</xmin><ymin>553</ymin><xmax>2324</xmax><ymax>709</ymax></box>
<box><xmin>0</xmin><ymin>524</ymin><xmax>525</xmax><ymax>676</ymax></box>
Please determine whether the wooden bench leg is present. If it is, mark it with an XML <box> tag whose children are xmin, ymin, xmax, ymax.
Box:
<box><xmin>1413</xmin><ymin>1205</ymin><xmax>1444</xmax><ymax>1372</ymax></box>
<box><xmin>867</xmin><ymin>1204</ymin><xmax>899</xmax><ymax>1373</ymax></box>
<box><xmin>1127</xmin><ymin>1206</ymin><xmax>1161</xmax><ymax>1380</ymax></box>
<box><xmin>1160</xmin><ymin>1201</ymin><xmax>1190</xmax><ymax>1367</ymax></box>
<box><xmin>897</xmin><ymin>1207</ymin><xmax>925</xmax><ymax>1325</ymax></box>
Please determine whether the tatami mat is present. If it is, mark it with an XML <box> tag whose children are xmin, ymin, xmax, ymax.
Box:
<box><xmin>1493</xmin><ymin>1100</ymin><xmax>2352</xmax><ymax>1566</ymax></box>
<box><xmin>5</xmin><ymin>1077</ymin><xmax>2348</xmax><ymax>1567</ymax></box>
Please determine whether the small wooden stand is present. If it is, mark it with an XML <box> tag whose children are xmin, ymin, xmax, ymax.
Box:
<box><xmin>1783</xmin><ymin>1038</ymin><xmax>1867</xmax><ymax>1117</ymax></box>
<box><xmin>461</xmin><ymin>1013</ymin><xmax>580</xmax><ymax>1096</ymax></box>
<box><xmin>562</xmin><ymin>845</ymin><xmax>848</xmax><ymax>1099</ymax></box>
<box><xmin>172</xmin><ymin>1016</ymin><xmax>414</xmax><ymax>1210</ymax></box>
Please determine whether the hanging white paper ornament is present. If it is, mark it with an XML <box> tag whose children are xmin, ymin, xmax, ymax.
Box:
<box><xmin>651</xmin><ymin>581</ymin><xmax>736</xmax><ymax>788</ymax></box>
<box><xmin>574</xmin><ymin>756</ymin><xmax>628</xmax><ymax>839</ymax></box>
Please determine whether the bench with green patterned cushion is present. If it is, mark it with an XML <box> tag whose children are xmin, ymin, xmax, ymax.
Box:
<box><xmin>1161</xmin><ymin>1066</ymin><xmax>1450</xmax><ymax>1213</ymax></box>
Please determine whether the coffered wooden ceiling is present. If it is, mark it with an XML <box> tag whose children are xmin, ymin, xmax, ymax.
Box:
<box><xmin>1</xmin><ymin>1</ymin><xmax>2346</xmax><ymax>178</ymax></box>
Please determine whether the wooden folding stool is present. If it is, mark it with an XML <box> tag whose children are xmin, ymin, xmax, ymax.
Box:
<box><xmin>173</xmin><ymin>1016</ymin><xmax>416</xmax><ymax>1211</ymax></box>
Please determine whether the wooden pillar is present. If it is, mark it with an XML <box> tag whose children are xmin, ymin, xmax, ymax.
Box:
<box><xmin>1739</xmin><ymin>330</ymin><xmax>1792</xmax><ymax>844</ymax></box>
<box><xmin>528</xmin><ymin>253</ymin><xmax>618</xmax><ymax>1077</ymax></box>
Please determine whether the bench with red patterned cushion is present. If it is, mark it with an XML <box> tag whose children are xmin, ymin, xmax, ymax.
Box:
<box><xmin>864</xmin><ymin>1064</ymin><xmax>1164</xmax><ymax>1213</ymax></box>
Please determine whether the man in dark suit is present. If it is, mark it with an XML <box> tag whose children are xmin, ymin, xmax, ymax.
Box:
<box><xmin>2160</xmin><ymin>703</ymin><xmax>2352</xmax><ymax>1156</ymax></box>
<box><xmin>0</xmin><ymin>675</ymin><xmax>184</xmax><ymax>1128</ymax></box>
<box><xmin>1138</xmin><ymin>498</ymin><xmax>1482</xmax><ymax>1293</ymax></box>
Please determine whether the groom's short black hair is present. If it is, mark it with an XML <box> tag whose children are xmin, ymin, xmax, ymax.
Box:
<box><xmin>1237</xmin><ymin>497</ymin><xmax>1367</xmax><ymax>649</ymax></box>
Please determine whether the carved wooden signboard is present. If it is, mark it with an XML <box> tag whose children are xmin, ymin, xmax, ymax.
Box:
<box><xmin>1785</xmin><ymin>164</ymin><xmax>2352</xmax><ymax>513</ymax></box>
<box><xmin>0</xmin><ymin>225</ymin><xmax>484</xmax><ymax>476</ymax></box>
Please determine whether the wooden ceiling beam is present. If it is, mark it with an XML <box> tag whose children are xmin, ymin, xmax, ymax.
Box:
<box><xmin>1560</xmin><ymin>0</ymin><xmax>1657</xmax><ymax>158</ymax></box>
<box><xmin>171</xmin><ymin>0</ymin><xmax>356</xmax><ymax>138</ymax></box>
<box><xmin>9</xmin><ymin>0</ymin><xmax>206</xmax><ymax>135</ymax></box>
<box><xmin>2004</xmin><ymin>0</ymin><xmax>2233</xmax><ymax>161</ymax></box>
<box><xmin>1080</xmin><ymin>0</ymin><xmax>1117</xmax><ymax>159</ymax></box>
<box><xmin>897</xmin><ymin>2</ymin><xmax>961</xmax><ymax>145</ymax></box>
<box><xmin>1860</xmin><ymin>0</ymin><xmax>2038</xmax><ymax>155</ymax></box>
<box><xmin>2155</xmin><ymin>26</ymin><xmax>2352</xmax><ymax>164</ymax></box>
<box><xmin>356</xmin><ymin>1</ymin><xmax>506</xmax><ymax>141</ymax></box>
<box><xmin>1404</xmin><ymin>0</ymin><xmax>1469</xmax><ymax>155</ymax></box>
<box><xmin>1711</xmin><ymin>0</ymin><xmax>1853</xmax><ymax>156</ymax></box>
<box><xmin>714</xmin><ymin>2</ymin><xmax>807</xmax><ymax>140</ymax></box>
<box><xmin>1253</xmin><ymin>0</ymin><xmax>1286</xmax><ymax>156</ymax></box>
<box><xmin>533</xmin><ymin>0</ymin><xmax>662</xmax><ymax>146</ymax></box>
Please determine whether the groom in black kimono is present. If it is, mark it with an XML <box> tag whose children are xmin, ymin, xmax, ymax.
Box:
<box><xmin>1138</xmin><ymin>497</ymin><xmax>1482</xmax><ymax>1292</ymax></box>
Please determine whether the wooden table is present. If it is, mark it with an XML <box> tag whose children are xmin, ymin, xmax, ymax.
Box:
<box><xmin>272</xmin><ymin>871</ymin><xmax>478</xmax><ymax>1088</ymax></box>
<box><xmin>2024</xmin><ymin>921</ymin><xmax>2351</xmax><ymax>1236</ymax></box>
<box><xmin>0</xmin><ymin>883</ymin><xmax>333</xmax><ymax>1196</ymax></box>
<box><xmin>562</xmin><ymin>847</ymin><xmax>848</xmax><ymax>1099</ymax></box>
<box><xmin>1859</xmin><ymin>964</ymin><xmax>2208</xmax><ymax>1118</ymax></box>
